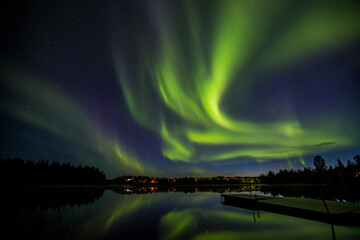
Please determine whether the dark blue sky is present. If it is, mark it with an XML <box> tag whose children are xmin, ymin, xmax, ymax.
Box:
<box><xmin>1</xmin><ymin>0</ymin><xmax>360</xmax><ymax>177</ymax></box>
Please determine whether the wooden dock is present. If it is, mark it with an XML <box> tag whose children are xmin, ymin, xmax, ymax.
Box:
<box><xmin>221</xmin><ymin>194</ymin><xmax>360</xmax><ymax>226</ymax></box>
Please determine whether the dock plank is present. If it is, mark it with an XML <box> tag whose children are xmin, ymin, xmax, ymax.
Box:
<box><xmin>221</xmin><ymin>194</ymin><xmax>360</xmax><ymax>226</ymax></box>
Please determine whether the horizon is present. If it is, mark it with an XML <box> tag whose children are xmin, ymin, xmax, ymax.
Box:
<box><xmin>1</xmin><ymin>0</ymin><xmax>360</xmax><ymax>178</ymax></box>
<box><xmin>2</xmin><ymin>153</ymin><xmax>359</xmax><ymax>179</ymax></box>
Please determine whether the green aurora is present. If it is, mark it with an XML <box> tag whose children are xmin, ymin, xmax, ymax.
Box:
<box><xmin>0</xmin><ymin>67</ymin><xmax>151</xmax><ymax>174</ymax></box>
<box><xmin>1</xmin><ymin>0</ymin><xmax>360</xmax><ymax>176</ymax></box>
<box><xmin>113</xmin><ymin>0</ymin><xmax>360</xmax><ymax>168</ymax></box>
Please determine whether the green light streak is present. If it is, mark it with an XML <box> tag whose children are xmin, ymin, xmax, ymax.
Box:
<box><xmin>1</xmin><ymin>65</ymin><xmax>152</xmax><ymax>176</ymax></box>
<box><xmin>259</xmin><ymin>0</ymin><xmax>360</xmax><ymax>70</ymax></box>
<box><xmin>113</xmin><ymin>0</ymin><xmax>359</xmax><ymax>166</ymax></box>
<box><xmin>161</xmin><ymin>123</ymin><xmax>194</xmax><ymax>161</ymax></box>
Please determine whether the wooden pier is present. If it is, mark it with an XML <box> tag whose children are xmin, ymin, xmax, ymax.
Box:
<box><xmin>221</xmin><ymin>194</ymin><xmax>360</xmax><ymax>226</ymax></box>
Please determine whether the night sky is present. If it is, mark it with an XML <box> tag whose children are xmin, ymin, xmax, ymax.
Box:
<box><xmin>1</xmin><ymin>0</ymin><xmax>360</xmax><ymax>178</ymax></box>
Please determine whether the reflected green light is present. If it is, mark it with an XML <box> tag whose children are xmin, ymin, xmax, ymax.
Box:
<box><xmin>159</xmin><ymin>210</ymin><xmax>198</xmax><ymax>240</ymax></box>
<box><xmin>105</xmin><ymin>195</ymin><xmax>148</xmax><ymax>230</ymax></box>
<box><xmin>159</xmin><ymin>207</ymin><xmax>343</xmax><ymax>240</ymax></box>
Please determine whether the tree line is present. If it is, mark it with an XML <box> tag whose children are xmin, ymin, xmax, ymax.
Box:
<box><xmin>0</xmin><ymin>158</ymin><xmax>106</xmax><ymax>185</ymax></box>
<box><xmin>110</xmin><ymin>175</ymin><xmax>259</xmax><ymax>185</ymax></box>
<box><xmin>259</xmin><ymin>155</ymin><xmax>360</xmax><ymax>185</ymax></box>
<box><xmin>1</xmin><ymin>154</ymin><xmax>359</xmax><ymax>185</ymax></box>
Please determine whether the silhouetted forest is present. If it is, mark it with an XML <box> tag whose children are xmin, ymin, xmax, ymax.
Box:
<box><xmin>259</xmin><ymin>155</ymin><xmax>360</xmax><ymax>185</ymax></box>
<box><xmin>0</xmin><ymin>158</ymin><xmax>106</xmax><ymax>185</ymax></box>
<box><xmin>110</xmin><ymin>175</ymin><xmax>259</xmax><ymax>185</ymax></box>
<box><xmin>2</xmin><ymin>187</ymin><xmax>104</xmax><ymax>209</ymax></box>
<box><xmin>1</xmin><ymin>155</ymin><xmax>359</xmax><ymax>186</ymax></box>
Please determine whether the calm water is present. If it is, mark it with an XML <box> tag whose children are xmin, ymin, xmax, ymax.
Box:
<box><xmin>2</xmin><ymin>186</ymin><xmax>360</xmax><ymax>239</ymax></box>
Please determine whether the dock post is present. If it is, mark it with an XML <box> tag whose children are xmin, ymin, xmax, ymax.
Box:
<box><xmin>321</xmin><ymin>192</ymin><xmax>336</xmax><ymax>240</ymax></box>
<box><xmin>322</xmin><ymin>200</ymin><xmax>336</xmax><ymax>240</ymax></box>
<box><xmin>322</xmin><ymin>199</ymin><xmax>330</xmax><ymax>214</ymax></box>
<box><xmin>255</xmin><ymin>194</ymin><xmax>260</xmax><ymax>218</ymax></box>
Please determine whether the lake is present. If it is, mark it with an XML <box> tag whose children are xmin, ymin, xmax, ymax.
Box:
<box><xmin>2</xmin><ymin>185</ymin><xmax>360</xmax><ymax>239</ymax></box>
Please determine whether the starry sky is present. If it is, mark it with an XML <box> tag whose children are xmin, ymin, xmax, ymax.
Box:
<box><xmin>1</xmin><ymin>0</ymin><xmax>360</xmax><ymax>178</ymax></box>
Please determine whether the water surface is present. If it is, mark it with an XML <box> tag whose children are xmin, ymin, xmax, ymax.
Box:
<box><xmin>2</xmin><ymin>185</ymin><xmax>360</xmax><ymax>239</ymax></box>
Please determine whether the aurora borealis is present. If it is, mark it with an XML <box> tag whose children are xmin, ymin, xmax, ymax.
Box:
<box><xmin>1</xmin><ymin>0</ymin><xmax>360</xmax><ymax>177</ymax></box>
